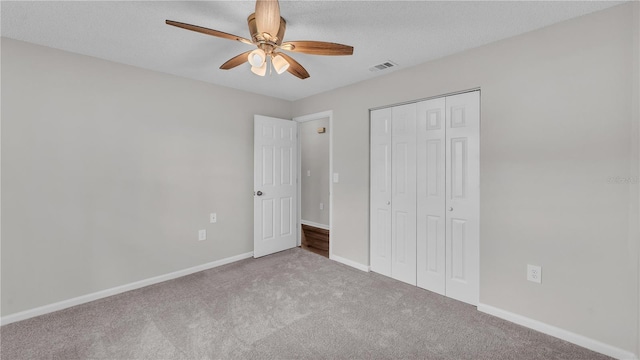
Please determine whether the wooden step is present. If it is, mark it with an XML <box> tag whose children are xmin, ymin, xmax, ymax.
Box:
<box><xmin>301</xmin><ymin>224</ymin><xmax>329</xmax><ymax>257</ymax></box>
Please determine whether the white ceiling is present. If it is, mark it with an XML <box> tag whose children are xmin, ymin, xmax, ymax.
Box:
<box><xmin>1</xmin><ymin>1</ymin><xmax>623</xmax><ymax>101</ymax></box>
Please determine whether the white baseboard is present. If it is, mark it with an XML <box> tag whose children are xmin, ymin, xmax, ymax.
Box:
<box><xmin>1</xmin><ymin>251</ymin><xmax>254</xmax><ymax>326</ymax></box>
<box><xmin>300</xmin><ymin>219</ymin><xmax>330</xmax><ymax>230</ymax></box>
<box><xmin>330</xmin><ymin>254</ymin><xmax>370</xmax><ymax>272</ymax></box>
<box><xmin>477</xmin><ymin>303</ymin><xmax>638</xmax><ymax>360</ymax></box>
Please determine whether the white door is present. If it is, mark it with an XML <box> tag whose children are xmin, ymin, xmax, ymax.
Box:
<box><xmin>254</xmin><ymin>115</ymin><xmax>298</xmax><ymax>258</ymax></box>
<box><xmin>390</xmin><ymin>103</ymin><xmax>417</xmax><ymax>286</ymax></box>
<box><xmin>416</xmin><ymin>97</ymin><xmax>447</xmax><ymax>295</ymax></box>
<box><xmin>370</xmin><ymin>108</ymin><xmax>392</xmax><ymax>276</ymax></box>
<box><xmin>445</xmin><ymin>91</ymin><xmax>480</xmax><ymax>305</ymax></box>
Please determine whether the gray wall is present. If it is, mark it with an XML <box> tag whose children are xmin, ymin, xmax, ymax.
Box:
<box><xmin>300</xmin><ymin>118</ymin><xmax>330</xmax><ymax>226</ymax></box>
<box><xmin>292</xmin><ymin>3</ymin><xmax>639</xmax><ymax>354</ymax></box>
<box><xmin>1</xmin><ymin>38</ymin><xmax>291</xmax><ymax>315</ymax></box>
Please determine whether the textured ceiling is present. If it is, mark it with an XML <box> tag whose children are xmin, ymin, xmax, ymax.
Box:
<box><xmin>1</xmin><ymin>1</ymin><xmax>623</xmax><ymax>101</ymax></box>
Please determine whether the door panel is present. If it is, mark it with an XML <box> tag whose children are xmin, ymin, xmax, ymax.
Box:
<box><xmin>450</xmin><ymin>219</ymin><xmax>467</xmax><ymax>280</ymax></box>
<box><xmin>280</xmin><ymin>197</ymin><xmax>293</xmax><ymax>236</ymax></box>
<box><xmin>370</xmin><ymin>108</ymin><xmax>392</xmax><ymax>276</ymax></box>
<box><xmin>280</xmin><ymin>147</ymin><xmax>293</xmax><ymax>185</ymax></box>
<box><xmin>262</xmin><ymin>146</ymin><xmax>275</xmax><ymax>185</ymax></box>
<box><xmin>416</xmin><ymin>98</ymin><xmax>446</xmax><ymax>294</ymax></box>
<box><xmin>391</xmin><ymin>103</ymin><xmax>417</xmax><ymax>286</ymax></box>
<box><xmin>445</xmin><ymin>91</ymin><xmax>480</xmax><ymax>305</ymax></box>
<box><xmin>254</xmin><ymin>115</ymin><xmax>298</xmax><ymax>258</ymax></box>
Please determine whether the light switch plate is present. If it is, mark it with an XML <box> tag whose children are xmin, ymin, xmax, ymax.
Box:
<box><xmin>210</xmin><ymin>213</ymin><xmax>217</xmax><ymax>223</ymax></box>
<box><xmin>333</xmin><ymin>173</ymin><xmax>339</xmax><ymax>183</ymax></box>
<box><xmin>198</xmin><ymin>229</ymin><xmax>206</xmax><ymax>241</ymax></box>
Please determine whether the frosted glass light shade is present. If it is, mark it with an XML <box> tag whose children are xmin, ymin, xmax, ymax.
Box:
<box><xmin>272</xmin><ymin>54</ymin><xmax>290</xmax><ymax>75</ymax></box>
<box><xmin>251</xmin><ymin>62</ymin><xmax>267</xmax><ymax>76</ymax></box>
<box><xmin>248</xmin><ymin>49</ymin><xmax>266</xmax><ymax>67</ymax></box>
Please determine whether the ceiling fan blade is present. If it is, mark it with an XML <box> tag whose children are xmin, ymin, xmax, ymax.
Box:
<box><xmin>255</xmin><ymin>0</ymin><xmax>280</xmax><ymax>38</ymax></box>
<box><xmin>166</xmin><ymin>20</ymin><xmax>253</xmax><ymax>45</ymax></box>
<box><xmin>277</xmin><ymin>53</ymin><xmax>310</xmax><ymax>79</ymax></box>
<box><xmin>220</xmin><ymin>51</ymin><xmax>253</xmax><ymax>70</ymax></box>
<box><xmin>280</xmin><ymin>41</ymin><xmax>353</xmax><ymax>56</ymax></box>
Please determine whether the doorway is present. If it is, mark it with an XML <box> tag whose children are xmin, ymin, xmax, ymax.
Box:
<box><xmin>294</xmin><ymin>111</ymin><xmax>333</xmax><ymax>258</ymax></box>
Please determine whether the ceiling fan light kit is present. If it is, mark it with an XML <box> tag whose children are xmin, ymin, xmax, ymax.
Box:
<box><xmin>272</xmin><ymin>54</ymin><xmax>290</xmax><ymax>74</ymax></box>
<box><xmin>251</xmin><ymin>62</ymin><xmax>267</xmax><ymax>76</ymax></box>
<box><xmin>166</xmin><ymin>0</ymin><xmax>354</xmax><ymax>80</ymax></box>
<box><xmin>248</xmin><ymin>49</ymin><xmax>266</xmax><ymax>67</ymax></box>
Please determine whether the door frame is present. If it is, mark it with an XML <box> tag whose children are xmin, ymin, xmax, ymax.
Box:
<box><xmin>293</xmin><ymin>110</ymin><xmax>334</xmax><ymax>257</ymax></box>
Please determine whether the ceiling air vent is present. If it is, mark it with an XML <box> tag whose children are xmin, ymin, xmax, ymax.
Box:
<box><xmin>369</xmin><ymin>61</ymin><xmax>397</xmax><ymax>72</ymax></box>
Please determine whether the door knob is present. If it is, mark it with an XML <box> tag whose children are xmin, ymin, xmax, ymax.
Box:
<box><xmin>256</xmin><ymin>191</ymin><xmax>263</xmax><ymax>196</ymax></box>
<box><xmin>386</xmin><ymin>201</ymin><xmax>391</xmax><ymax>205</ymax></box>
<box><xmin>448</xmin><ymin>207</ymin><xmax>453</xmax><ymax>211</ymax></box>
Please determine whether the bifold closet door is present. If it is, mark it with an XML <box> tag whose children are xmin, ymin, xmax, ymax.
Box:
<box><xmin>416</xmin><ymin>91</ymin><xmax>479</xmax><ymax>305</ymax></box>
<box><xmin>416</xmin><ymin>98</ymin><xmax>447</xmax><ymax>295</ymax></box>
<box><xmin>370</xmin><ymin>91</ymin><xmax>478</xmax><ymax>302</ymax></box>
<box><xmin>390</xmin><ymin>103</ymin><xmax>417</xmax><ymax>286</ymax></box>
<box><xmin>369</xmin><ymin>108</ymin><xmax>392</xmax><ymax>276</ymax></box>
<box><xmin>444</xmin><ymin>91</ymin><xmax>480</xmax><ymax>306</ymax></box>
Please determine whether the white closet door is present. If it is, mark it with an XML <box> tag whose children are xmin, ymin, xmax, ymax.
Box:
<box><xmin>391</xmin><ymin>103</ymin><xmax>417</xmax><ymax>286</ymax></box>
<box><xmin>370</xmin><ymin>108</ymin><xmax>392</xmax><ymax>276</ymax></box>
<box><xmin>416</xmin><ymin>98</ymin><xmax>446</xmax><ymax>295</ymax></box>
<box><xmin>445</xmin><ymin>91</ymin><xmax>480</xmax><ymax>305</ymax></box>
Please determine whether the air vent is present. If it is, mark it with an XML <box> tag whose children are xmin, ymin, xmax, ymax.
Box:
<box><xmin>369</xmin><ymin>61</ymin><xmax>398</xmax><ymax>72</ymax></box>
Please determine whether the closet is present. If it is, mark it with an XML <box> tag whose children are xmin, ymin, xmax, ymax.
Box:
<box><xmin>370</xmin><ymin>91</ymin><xmax>479</xmax><ymax>306</ymax></box>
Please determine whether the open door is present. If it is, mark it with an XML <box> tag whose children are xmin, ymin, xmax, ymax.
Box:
<box><xmin>254</xmin><ymin>115</ymin><xmax>298</xmax><ymax>258</ymax></box>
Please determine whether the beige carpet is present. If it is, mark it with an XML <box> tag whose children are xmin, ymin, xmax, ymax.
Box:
<box><xmin>1</xmin><ymin>248</ymin><xmax>610</xmax><ymax>359</ymax></box>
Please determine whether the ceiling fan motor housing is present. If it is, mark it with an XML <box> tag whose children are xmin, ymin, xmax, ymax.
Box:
<box><xmin>247</xmin><ymin>13</ymin><xmax>286</xmax><ymax>47</ymax></box>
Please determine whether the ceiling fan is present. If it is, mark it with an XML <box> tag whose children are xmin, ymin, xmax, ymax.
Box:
<box><xmin>166</xmin><ymin>0</ymin><xmax>354</xmax><ymax>79</ymax></box>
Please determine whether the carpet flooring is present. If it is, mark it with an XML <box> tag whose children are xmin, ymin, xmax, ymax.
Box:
<box><xmin>1</xmin><ymin>248</ymin><xmax>611</xmax><ymax>360</ymax></box>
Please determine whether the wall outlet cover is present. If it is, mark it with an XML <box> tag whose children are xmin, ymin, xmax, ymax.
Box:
<box><xmin>527</xmin><ymin>264</ymin><xmax>542</xmax><ymax>284</ymax></box>
<box><xmin>210</xmin><ymin>213</ymin><xmax>217</xmax><ymax>223</ymax></box>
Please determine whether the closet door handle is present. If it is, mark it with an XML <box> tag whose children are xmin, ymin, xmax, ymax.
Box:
<box><xmin>386</xmin><ymin>201</ymin><xmax>391</xmax><ymax>205</ymax></box>
<box><xmin>448</xmin><ymin>207</ymin><xmax>453</xmax><ymax>211</ymax></box>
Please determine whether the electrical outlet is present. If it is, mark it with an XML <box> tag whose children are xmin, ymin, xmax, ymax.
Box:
<box><xmin>527</xmin><ymin>264</ymin><xmax>542</xmax><ymax>283</ymax></box>
<box><xmin>319</xmin><ymin>203</ymin><xmax>324</xmax><ymax>210</ymax></box>
<box><xmin>210</xmin><ymin>213</ymin><xmax>217</xmax><ymax>223</ymax></box>
<box><xmin>307</xmin><ymin>170</ymin><xmax>311</xmax><ymax>177</ymax></box>
<box><xmin>333</xmin><ymin>173</ymin><xmax>339</xmax><ymax>183</ymax></box>
<box><xmin>198</xmin><ymin>229</ymin><xmax>206</xmax><ymax>241</ymax></box>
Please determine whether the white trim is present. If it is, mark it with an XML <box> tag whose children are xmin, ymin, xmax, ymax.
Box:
<box><xmin>1</xmin><ymin>252</ymin><xmax>254</xmax><ymax>326</ymax></box>
<box><xmin>294</xmin><ymin>110</ymin><xmax>333</xmax><ymax>123</ymax></box>
<box><xmin>300</xmin><ymin>219</ymin><xmax>330</xmax><ymax>230</ymax></box>
<box><xmin>293</xmin><ymin>110</ymin><xmax>334</xmax><ymax>257</ymax></box>
<box><xmin>368</xmin><ymin>88</ymin><xmax>481</xmax><ymax>111</ymax></box>
<box><xmin>330</xmin><ymin>254</ymin><xmax>370</xmax><ymax>273</ymax></box>
<box><xmin>328</xmin><ymin>113</ymin><xmax>334</xmax><ymax>257</ymax></box>
<box><xmin>327</xmin><ymin>111</ymin><xmax>336</xmax><ymax>258</ymax></box>
<box><xmin>478</xmin><ymin>303</ymin><xmax>638</xmax><ymax>360</ymax></box>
